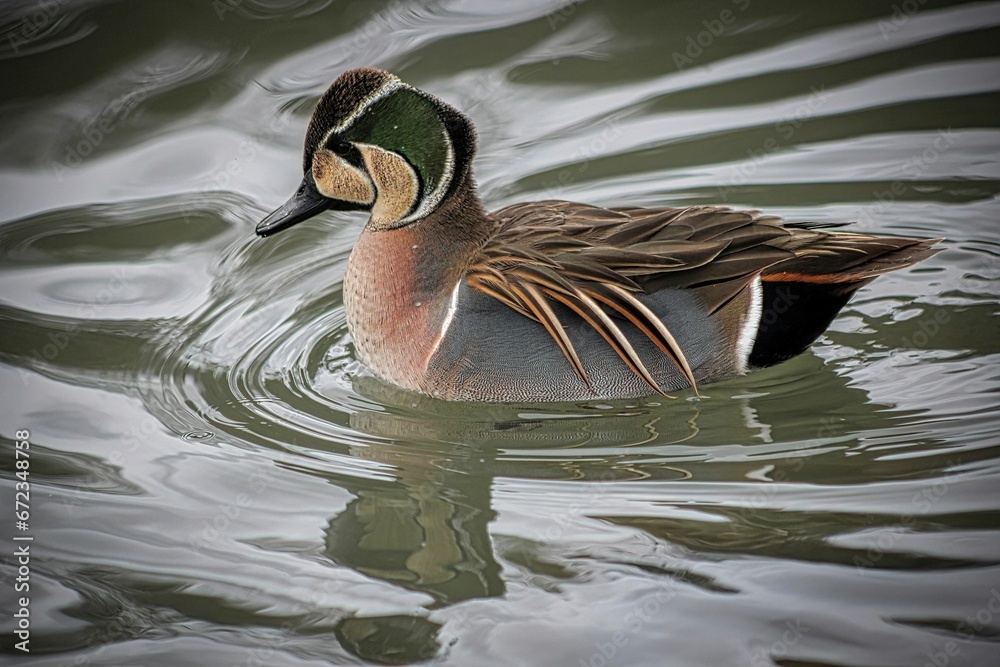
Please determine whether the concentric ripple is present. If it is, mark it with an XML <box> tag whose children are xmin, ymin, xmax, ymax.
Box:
<box><xmin>3</xmin><ymin>1</ymin><xmax>999</xmax><ymax>665</ymax></box>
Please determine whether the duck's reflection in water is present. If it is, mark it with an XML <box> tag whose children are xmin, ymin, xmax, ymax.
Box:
<box><xmin>324</xmin><ymin>452</ymin><xmax>502</xmax><ymax>606</ymax></box>
<box><xmin>319</xmin><ymin>356</ymin><xmax>902</xmax><ymax>663</ymax></box>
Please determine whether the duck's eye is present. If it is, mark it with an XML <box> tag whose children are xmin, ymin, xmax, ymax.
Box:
<box><xmin>332</xmin><ymin>141</ymin><xmax>352</xmax><ymax>157</ymax></box>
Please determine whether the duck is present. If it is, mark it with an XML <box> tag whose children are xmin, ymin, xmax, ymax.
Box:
<box><xmin>256</xmin><ymin>67</ymin><xmax>940</xmax><ymax>402</ymax></box>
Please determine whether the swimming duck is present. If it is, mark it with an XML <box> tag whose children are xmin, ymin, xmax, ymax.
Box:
<box><xmin>256</xmin><ymin>67</ymin><xmax>939</xmax><ymax>402</ymax></box>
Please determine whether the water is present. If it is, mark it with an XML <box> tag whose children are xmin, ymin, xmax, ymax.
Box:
<box><xmin>2</xmin><ymin>1</ymin><xmax>1000</xmax><ymax>665</ymax></box>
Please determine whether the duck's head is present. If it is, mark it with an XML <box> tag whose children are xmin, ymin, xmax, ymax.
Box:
<box><xmin>256</xmin><ymin>67</ymin><xmax>476</xmax><ymax>237</ymax></box>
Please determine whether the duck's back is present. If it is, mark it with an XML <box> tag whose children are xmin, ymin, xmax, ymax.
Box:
<box><xmin>417</xmin><ymin>202</ymin><xmax>939</xmax><ymax>401</ymax></box>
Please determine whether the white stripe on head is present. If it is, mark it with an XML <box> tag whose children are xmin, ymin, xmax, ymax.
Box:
<box><xmin>398</xmin><ymin>124</ymin><xmax>454</xmax><ymax>224</ymax></box>
<box><xmin>737</xmin><ymin>276</ymin><xmax>763</xmax><ymax>373</ymax></box>
<box><xmin>320</xmin><ymin>77</ymin><xmax>456</xmax><ymax>224</ymax></box>
<box><xmin>318</xmin><ymin>76</ymin><xmax>404</xmax><ymax>150</ymax></box>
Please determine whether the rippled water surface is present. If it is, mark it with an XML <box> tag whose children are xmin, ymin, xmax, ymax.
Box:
<box><xmin>2</xmin><ymin>1</ymin><xmax>1000</xmax><ymax>665</ymax></box>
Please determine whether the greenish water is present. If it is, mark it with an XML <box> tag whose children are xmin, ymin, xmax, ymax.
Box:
<box><xmin>2</xmin><ymin>1</ymin><xmax>1000</xmax><ymax>665</ymax></box>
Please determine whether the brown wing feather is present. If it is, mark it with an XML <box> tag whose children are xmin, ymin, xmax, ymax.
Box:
<box><xmin>468</xmin><ymin>200</ymin><xmax>938</xmax><ymax>392</ymax></box>
<box><xmin>470</xmin><ymin>202</ymin><xmax>778</xmax><ymax>391</ymax></box>
<box><xmin>543</xmin><ymin>287</ymin><xmax>669</xmax><ymax>396</ymax></box>
<box><xmin>588</xmin><ymin>282</ymin><xmax>698</xmax><ymax>392</ymax></box>
<box><xmin>508</xmin><ymin>278</ymin><xmax>589</xmax><ymax>384</ymax></box>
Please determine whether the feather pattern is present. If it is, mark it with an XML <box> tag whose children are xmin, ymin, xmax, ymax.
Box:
<box><xmin>466</xmin><ymin>203</ymin><xmax>778</xmax><ymax>393</ymax></box>
<box><xmin>465</xmin><ymin>201</ymin><xmax>939</xmax><ymax>394</ymax></box>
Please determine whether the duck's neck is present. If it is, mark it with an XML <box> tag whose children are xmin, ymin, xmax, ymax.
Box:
<box><xmin>343</xmin><ymin>183</ymin><xmax>493</xmax><ymax>393</ymax></box>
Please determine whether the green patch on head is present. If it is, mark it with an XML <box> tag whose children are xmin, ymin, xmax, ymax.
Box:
<box><xmin>342</xmin><ymin>87</ymin><xmax>451</xmax><ymax>205</ymax></box>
